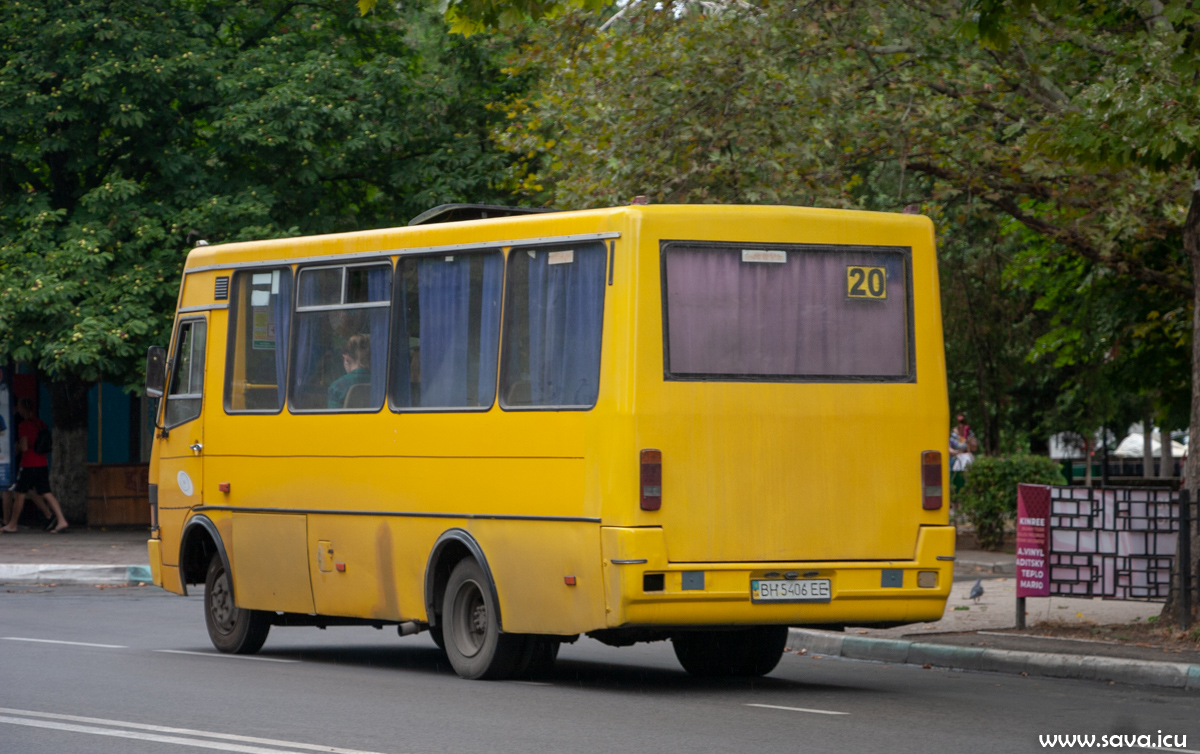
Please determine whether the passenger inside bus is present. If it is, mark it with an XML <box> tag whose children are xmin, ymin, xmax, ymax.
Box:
<box><xmin>328</xmin><ymin>334</ymin><xmax>372</xmax><ymax>408</ymax></box>
<box><xmin>290</xmin><ymin>264</ymin><xmax>390</xmax><ymax>411</ymax></box>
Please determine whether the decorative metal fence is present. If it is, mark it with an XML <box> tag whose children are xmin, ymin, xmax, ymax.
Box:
<box><xmin>1047</xmin><ymin>486</ymin><xmax>1179</xmax><ymax>601</ymax></box>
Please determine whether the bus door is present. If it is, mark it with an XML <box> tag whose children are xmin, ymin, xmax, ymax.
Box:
<box><xmin>157</xmin><ymin>317</ymin><xmax>209</xmax><ymax>570</ymax></box>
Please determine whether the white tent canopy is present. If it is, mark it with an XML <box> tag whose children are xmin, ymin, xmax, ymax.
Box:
<box><xmin>1049</xmin><ymin>427</ymin><xmax>1188</xmax><ymax>459</ymax></box>
<box><xmin>1110</xmin><ymin>431</ymin><xmax>1187</xmax><ymax>459</ymax></box>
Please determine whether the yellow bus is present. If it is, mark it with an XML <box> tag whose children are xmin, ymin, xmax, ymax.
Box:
<box><xmin>144</xmin><ymin>203</ymin><xmax>954</xmax><ymax>680</ymax></box>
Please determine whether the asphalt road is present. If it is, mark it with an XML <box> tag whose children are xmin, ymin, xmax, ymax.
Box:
<box><xmin>1</xmin><ymin>586</ymin><xmax>1196</xmax><ymax>754</ymax></box>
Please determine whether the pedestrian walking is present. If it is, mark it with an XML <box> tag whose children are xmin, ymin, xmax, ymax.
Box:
<box><xmin>949</xmin><ymin>413</ymin><xmax>977</xmax><ymax>472</ymax></box>
<box><xmin>0</xmin><ymin>398</ymin><xmax>67</xmax><ymax>533</ymax></box>
<box><xmin>2</xmin><ymin>487</ymin><xmax>55</xmax><ymax>530</ymax></box>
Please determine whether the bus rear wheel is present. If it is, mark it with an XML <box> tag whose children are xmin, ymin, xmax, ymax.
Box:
<box><xmin>672</xmin><ymin>626</ymin><xmax>788</xmax><ymax>677</ymax></box>
<box><xmin>204</xmin><ymin>554</ymin><xmax>271</xmax><ymax>655</ymax></box>
<box><xmin>442</xmin><ymin>559</ymin><xmax>524</xmax><ymax>680</ymax></box>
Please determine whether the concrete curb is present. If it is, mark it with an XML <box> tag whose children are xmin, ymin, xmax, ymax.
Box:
<box><xmin>954</xmin><ymin>557</ymin><xmax>1014</xmax><ymax>575</ymax></box>
<box><xmin>0</xmin><ymin>564</ymin><xmax>153</xmax><ymax>586</ymax></box>
<box><xmin>788</xmin><ymin>628</ymin><xmax>1200</xmax><ymax>692</ymax></box>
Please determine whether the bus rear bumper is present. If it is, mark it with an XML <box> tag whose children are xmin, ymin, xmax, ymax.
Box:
<box><xmin>601</xmin><ymin>525</ymin><xmax>955</xmax><ymax>628</ymax></box>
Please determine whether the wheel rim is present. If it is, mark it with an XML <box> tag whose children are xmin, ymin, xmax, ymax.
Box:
<box><xmin>450</xmin><ymin>579</ymin><xmax>487</xmax><ymax>658</ymax></box>
<box><xmin>209</xmin><ymin>568</ymin><xmax>236</xmax><ymax>635</ymax></box>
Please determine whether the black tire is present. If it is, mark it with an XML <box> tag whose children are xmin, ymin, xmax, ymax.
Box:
<box><xmin>672</xmin><ymin>626</ymin><xmax>788</xmax><ymax>678</ymax></box>
<box><xmin>204</xmin><ymin>554</ymin><xmax>271</xmax><ymax>655</ymax></box>
<box><xmin>441</xmin><ymin>559</ymin><xmax>524</xmax><ymax>680</ymax></box>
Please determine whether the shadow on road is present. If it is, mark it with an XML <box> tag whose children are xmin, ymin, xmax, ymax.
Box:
<box><xmin>546</xmin><ymin>657</ymin><xmax>870</xmax><ymax>698</ymax></box>
<box><xmin>258</xmin><ymin>640</ymin><xmax>870</xmax><ymax>699</ymax></box>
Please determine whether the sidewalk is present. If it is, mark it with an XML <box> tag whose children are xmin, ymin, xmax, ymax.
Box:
<box><xmin>0</xmin><ymin>528</ymin><xmax>149</xmax><ymax>564</ymax></box>
<box><xmin>0</xmin><ymin>528</ymin><xmax>150</xmax><ymax>585</ymax></box>
<box><xmin>863</xmin><ymin>549</ymin><xmax>1165</xmax><ymax>638</ymax></box>
<box><xmin>787</xmin><ymin>628</ymin><xmax>1200</xmax><ymax>691</ymax></box>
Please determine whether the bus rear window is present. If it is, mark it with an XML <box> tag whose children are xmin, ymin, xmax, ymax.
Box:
<box><xmin>662</xmin><ymin>243</ymin><xmax>911</xmax><ymax>381</ymax></box>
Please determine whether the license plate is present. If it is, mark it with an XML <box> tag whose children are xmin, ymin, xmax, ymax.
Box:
<box><xmin>751</xmin><ymin>578</ymin><xmax>831</xmax><ymax>603</ymax></box>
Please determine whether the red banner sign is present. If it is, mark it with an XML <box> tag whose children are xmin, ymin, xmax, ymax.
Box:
<box><xmin>1016</xmin><ymin>484</ymin><xmax>1051</xmax><ymax>597</ymax></box>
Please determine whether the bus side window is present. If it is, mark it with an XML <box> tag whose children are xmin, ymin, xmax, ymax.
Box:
<box><xmin>390</xmin><ymin>251</ymin><xmax>503</xmax><ymax>411</ymax></box>
<box><xmin>225</xmin><ymin>269</ymin><xmax>293</xmax><ymax>413</ymax></box>
<box><xmin>499</xmin><ymin>242</ymin><xmax>606</xmax><ymax>409</ymax></box>
<box><xmin>165</xmin><ymin>319</ymin><xmax>207</xmax><ymax>428</ymax></box>
<box><xmin>289</xmin><ymin>262</ymin><xmax>391</xmax><ymax>412</ymax></box>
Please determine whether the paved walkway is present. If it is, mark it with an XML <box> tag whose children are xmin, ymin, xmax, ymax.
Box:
<box><xmin>851</xmin><ymin>549</ymin><xmax>1163</xmax><ymax>638</ymax></box>
<box><xmin>0</xmin><ymin>528</ymin><xmax>149</xmax><ymax>565</ymax></box>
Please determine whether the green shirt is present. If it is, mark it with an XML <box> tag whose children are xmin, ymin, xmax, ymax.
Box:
<box><xmin>327</xmin><ymin>367</ymin><xmax>372</xmax><ymax>409</ymax></box>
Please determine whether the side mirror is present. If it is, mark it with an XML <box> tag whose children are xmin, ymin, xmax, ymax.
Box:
<box><xmin>145</xmin><ymin>346</ymin><xmax>167</xmax><ymax>398</ymax></box>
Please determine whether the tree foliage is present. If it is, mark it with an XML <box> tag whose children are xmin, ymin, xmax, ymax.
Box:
<box><xmin>0</xmin><ymin>0</ymin><xmax>521</xmax><ymax>392</ymax></box>
<box><xmin>0</xmin><ymin>0</ymin><xmax>523</xmax><ymax>517</ymax></box>
<box><xmin>959</xmin><ymin>454</ymin><xmax>1065</xmax><ymax>551</ymax></box>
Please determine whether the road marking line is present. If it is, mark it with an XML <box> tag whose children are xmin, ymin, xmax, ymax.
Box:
<box><xmin>745</xmin><ymin>703</ymin><xmax>849</xmax><ymax>716</ymax></box>
<box><xmin>0</xmin><ymin>708</ymin><xmax>388</xmax><ymax>754</ymax></box>
<box><xmin>1</xmin><ymin>636</ymin><xmax>127</xmax><ymax>649</ymax></box>
<box><xmin>0</xmin><ymin>715</ymin><xmax>315</xmax><ymax>754</ymax></box>
<box><xmin>155</xmin><ymin>649</ymin><xmax>299</xmax><ymax>663</ymax></box>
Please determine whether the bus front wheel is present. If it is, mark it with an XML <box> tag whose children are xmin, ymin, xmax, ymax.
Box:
<box><xmin>204</xmin><ymin>554</ymin><xmax>271</xmax><ymax>655</ymax></box>
<box><xmin>442</xmin><ymin>559</ymin><xmax>524</xmax><ymax>680</ymax></box>
<box><xmin>672</xmin><ymin>626</ymin><xmax>788</xmax><ymax>677</ymax></box>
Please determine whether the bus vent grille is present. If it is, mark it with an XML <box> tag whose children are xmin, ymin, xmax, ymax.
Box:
<box><xmin>214</xmin><ymin>276</ymin><xmax>229</xmax><ymax>300</ymax></box>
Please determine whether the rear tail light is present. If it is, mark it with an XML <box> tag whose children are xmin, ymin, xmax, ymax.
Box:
<box><xmin>921</xmin><ymin>450</ymin><xmax>943</xmax><ymax>510</ymax></box>
<box><xmin>640</xmin><ymin>449</ymin><xmax>662</xmax><ymax>511</ymax></box>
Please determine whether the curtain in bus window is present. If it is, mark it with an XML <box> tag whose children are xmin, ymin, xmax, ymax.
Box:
<box><xmin>419</xmin><ymin>258</ymin><xmax>468</xmax><ymax>406</ymax></box>
<box><xmin>366</xmin><ymin>268</ymin><xmax>389</xmax><ymax>407</ymax></box>
<box><xmin>664</xmin><ymin>245</ymin><xmax>909</xmax><ymax>379</ymax></box>
<box><xmin>391</xmin><ymin>253</ymin><xmax>502</xmax><ymax>409</ymax></box>
<box><xmin>502</xmin><ymin>243</ymin><xmax>606</xmax><ymax>408</ymax></box>
<box><xmin>390</xmin><ymin>279</ymin><xmax>411</xmax><ymax>407</ymax></box>
<box><xmin>272</xmin><ymin>272</ymin><xmax>292</xmax><ymax>406</ymax></box>
<box><xmin>477</xmin><ymin>255</ymin><xmax>502</xmax><ymax>404</ymax></box>
<box><xmin>292</xmin><ymin>269</ymin><xmax>338</xmax><ymax>407</ymax></box>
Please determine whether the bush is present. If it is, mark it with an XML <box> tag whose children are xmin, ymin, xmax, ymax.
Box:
<box><xmin>957</xmin><ymin>455</ymin><xmax>1065</xmax><ymax>551</ymax></box>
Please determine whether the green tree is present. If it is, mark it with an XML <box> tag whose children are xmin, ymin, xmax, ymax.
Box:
<box><xmin>0</xmin><ymin>0</ymin><xmax>521</xmax><ymax>516</ymax></box>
